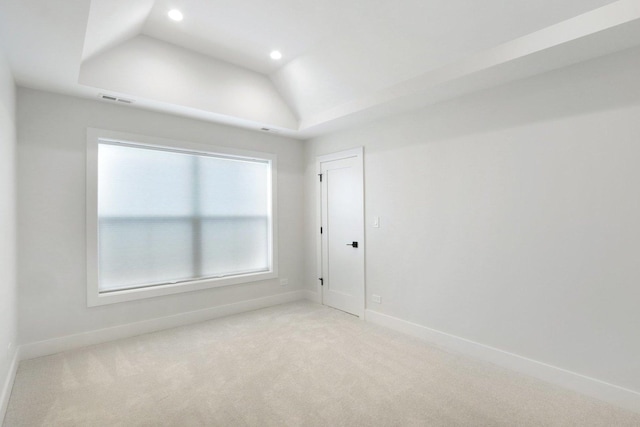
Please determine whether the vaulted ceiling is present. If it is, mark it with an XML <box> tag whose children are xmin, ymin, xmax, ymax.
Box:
<box><xmin>1</xmin><ymin>0</ymin><xmax>639</xmax><ymax>138</ymax></box>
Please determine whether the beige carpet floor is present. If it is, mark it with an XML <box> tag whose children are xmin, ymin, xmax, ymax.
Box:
<box><xmin>4</xmin><ymin>301</ymin><xmax>640</xmax><ymax>426</ymax></box>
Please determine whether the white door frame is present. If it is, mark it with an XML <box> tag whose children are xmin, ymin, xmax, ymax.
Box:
<box><xmin>316</xmin><ymin>147</ymin><xmax>365</xmax><ymax>316</ymax></box>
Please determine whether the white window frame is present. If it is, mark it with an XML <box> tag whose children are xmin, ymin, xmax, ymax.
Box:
<box><xmin>86</xmin><ymin>128</ymin><xmax>278</xmax><ymax>307</ymax></box>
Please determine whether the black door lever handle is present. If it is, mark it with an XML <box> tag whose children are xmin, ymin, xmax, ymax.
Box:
<box><xmin>346</xmin><ymin>241</ymin><xmax>358</xmax><ymax>248</ymax></box>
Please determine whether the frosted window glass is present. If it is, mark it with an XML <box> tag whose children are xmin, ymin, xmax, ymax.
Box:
<box><xmin>99</xmin><ymin>220</ymin><xmax>193</xmax><ymax>290</ymax></box>
<box><xmin>201</xmin><ymin>218</ymin><xmax>269</xmax><ymax>277</ymax></box>
<box><xmin>198</xmin><ymin>157</ymin><xmax>269</xmax><ymax>217</ymax></box>
<box><xmin>99</xmin><ymin>144</ymin><xmax>193</xmax><ymax>217</ymax></box>
<box><xmin>97</xmin><ymin>142</ymin><xmax>272</xmax><ymax>292</ymax></box>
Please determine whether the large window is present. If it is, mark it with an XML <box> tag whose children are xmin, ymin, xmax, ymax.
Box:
<box><xmin>86</xmin><ymin>129</ymin><xmax>277</xmax><ymax>306</ymax></box>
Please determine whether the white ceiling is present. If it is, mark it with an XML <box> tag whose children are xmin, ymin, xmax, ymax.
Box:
<box><xmin>1</xmin><ymin>0</ymin><xmax>639</xmax><ymax>138</ymax></box>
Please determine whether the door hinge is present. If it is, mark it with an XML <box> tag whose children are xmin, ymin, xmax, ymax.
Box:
<box><xmin>319</xmin><ymin>278</ymin><xmax>324</xmax><ymax>286</ymax></box>
<box><xmin>318</xmin><ymin>173</ymin><xmax>323</xmax><ymax>182</ymax></box>
<box><xmin>320</xmin><ymin>226</ymin><xmax>323</xmax><ymax>234</ymax></box>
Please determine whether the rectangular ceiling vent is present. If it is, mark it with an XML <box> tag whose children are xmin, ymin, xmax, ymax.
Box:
<box><xmin>99</xmin><ymin>94</ymin><xmax>135</xmax><ymax>104</ymax></box>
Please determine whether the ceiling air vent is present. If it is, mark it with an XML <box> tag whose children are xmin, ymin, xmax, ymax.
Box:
<box><xmin>99</xmin><ymin>94</ymin><xmax>135</xmax><ymax>104</ymax></box>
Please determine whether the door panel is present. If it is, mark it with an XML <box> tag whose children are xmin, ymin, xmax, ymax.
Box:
<box><xmin>319</xmin><ymin>149</ymin><xmax>364</xmax><ymax>317</ymax></box>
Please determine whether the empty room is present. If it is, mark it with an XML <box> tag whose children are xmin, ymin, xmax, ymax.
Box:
<box><xmin>1</xmin><ymin>0</ymin><xmax>640</xmax><ymax>425</ymax></box>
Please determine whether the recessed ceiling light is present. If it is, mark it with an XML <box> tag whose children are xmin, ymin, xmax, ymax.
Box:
<box><xmin>270</xmin><ymin>50</ymin><xmax>282</xmax><ymax>60</ymax></box>
<box><xmin>168</xmin><ymin>9</ymin><xmax>183</xmax><ymax>21</ymax></box>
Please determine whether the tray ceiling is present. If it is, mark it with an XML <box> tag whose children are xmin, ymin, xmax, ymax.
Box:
<box><xmin>1</xmin><ymin>0</ymin><xmax>638</xmax><ymax>138</ymax></box>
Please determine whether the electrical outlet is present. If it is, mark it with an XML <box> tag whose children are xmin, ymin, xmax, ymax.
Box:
<box><xmin>372</xmin><ymin>294</ymin><xmax>381</xmax><ymax>304</ymax></box>
<box><xmin>280</xmin><ymin>278</ymin><xmax>289</xmax><ymax>286</ymax></box>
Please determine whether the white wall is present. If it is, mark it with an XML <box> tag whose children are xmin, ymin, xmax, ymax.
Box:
<box><xmin>305</xmin><ymin>46</ymin><xmax>640</xmax><ymax>394</ymax></box>
<box><xmin>0</xmin><ymin>49</ymin><xmax>17</xmax><ymax>413</ymax></box>
<box><xmin>17</xmin><ymin>88</ymin><xmax>305</xmax><ymax>346</ymax></box>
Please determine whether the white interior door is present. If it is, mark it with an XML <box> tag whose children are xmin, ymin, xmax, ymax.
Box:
<box><xmin>318</xmin><ymin>148</ymin><xmax>364</xmax><ymax>317</ymax></box>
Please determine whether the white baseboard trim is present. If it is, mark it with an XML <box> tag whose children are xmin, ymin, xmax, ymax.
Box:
<box><xmin>365</xmin><ymin>309</ymin><xmax>640</xmax><ymax>414</ymax></box>
<box><xmin>302</xmin><ymin>289</ymin><xmax>321</xmax><ymax>303</ymax></box>
<box><xmin>20</xmin><ymin>291</ymin><xmax>307</xmax><ymax>361</ymax></box>
<box><xmin>1</xmin><ymin>346</ymin><xmax>20</xmax><ymax>424</ymax></box>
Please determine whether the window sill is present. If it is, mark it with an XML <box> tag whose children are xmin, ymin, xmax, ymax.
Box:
<box><xmin>87</xmin><ymin>270</ymin><xmax>278</xmax><ymax>307</ymax></box>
